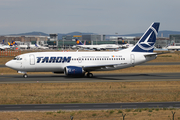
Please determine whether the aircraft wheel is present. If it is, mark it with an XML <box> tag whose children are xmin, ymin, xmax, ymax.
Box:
<box><xmin>23</xmin><ymin>74</ymin><xmax>28</xmax><ymax>78</ymax></box>
<box><xmin>87</xmin><ymin>73</ymin><xmax>93</xmax><ymax>78</ymax></box>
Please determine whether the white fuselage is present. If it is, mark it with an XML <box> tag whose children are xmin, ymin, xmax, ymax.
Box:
<box><xmin>0</xmin><ymin>44</ymin><xmax>10</xmax><ymax>50</ymax></box>
<box><xmin>5</xmin><ymin>48</ymin><xmax>156</xmax><ymax>73</ymax></box>
<box><xmin>167</xmin><ymin>46</ymin><xmax>180</xmax><ymax>51</ymax></box>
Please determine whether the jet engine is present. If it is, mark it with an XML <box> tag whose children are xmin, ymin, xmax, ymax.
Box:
<box><xmin>64</xmin><ymin>66</ymin><xmax>85</xmax><ymax>76</ymax></box>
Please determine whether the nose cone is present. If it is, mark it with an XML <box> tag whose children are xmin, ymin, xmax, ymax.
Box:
<box><xmin>5</xmin><ymin>60</ymin><xmax>15</xmax><ymax>69</ymax></box>
<box><xmin>5</xmin><ymin>60</ymin><xmax>13</xmax><ymax>68</ymax></box>
<box><xmin>5</xmin><ymin>61</ymin><xmax>11</xmax><ymax>68</ymax></box>
<box><xmin>5</xmin><ymin>60</ymin><xmax>21</xmax><ymax>71</ymax></box>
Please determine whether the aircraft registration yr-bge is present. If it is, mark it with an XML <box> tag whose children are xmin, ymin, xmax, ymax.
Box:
<box><xmin>6</xmin><ymin>22</ymin><xmax>160</xmax><ymax>78</ymax></box>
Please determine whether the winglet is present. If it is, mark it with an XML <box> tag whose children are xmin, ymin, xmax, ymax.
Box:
<box><xmin>132</xmin><ymin>22</ymin><xmax>160</xmax><ymax>52</ymax></box>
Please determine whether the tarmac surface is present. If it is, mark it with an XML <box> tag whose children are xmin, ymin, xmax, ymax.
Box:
<box><xmin>1</xmin><ymin>102</ymin><xmax>180</xmax><ymax>111</ymax></box>
<box><xmin>0</xmin><ymin>73</ymin><xmax>180</xmax><ymax>83</ymax></box>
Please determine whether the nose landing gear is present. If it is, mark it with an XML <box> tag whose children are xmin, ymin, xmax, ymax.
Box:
<box><xmin>18</xmin><ymin>71</ymin><xmax>28</xmax><ymax>78</ymax></box>
<box><xmin>23</xmin><ymin>74</ymin><xmax>28</xmax><ymax>78</ymax></box>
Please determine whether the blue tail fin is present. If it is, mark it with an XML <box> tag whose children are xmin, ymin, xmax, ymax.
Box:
<box><xmin>12</xmin><ymin>41</ymin><xmax>17</xmax><ymax>45</ymax></box>
<box><xmin>132</xmin><ymin>22</ymin><xmax>160</xmax><ymax>52</ymax></box>
<box><xmin>1</xmin><ymin>40</ymin><xmax>4</xmax><ymax>44</ymax></box>
<box><xmin>76</xmin><ymin>39</ymin><xmax>83</xmax><ymax>45</ymax></box>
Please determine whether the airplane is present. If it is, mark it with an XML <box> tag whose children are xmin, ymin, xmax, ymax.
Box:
<box><xmin>167</xmin><ymin>45</ymin><xmax>180</xmax><ymax>51</ymax></box>
<box><xmin>6</xmin><ymin>22</ymin><xmax>160</xmax><ymax>78</ymax></box>
<box><xmin>15</xmin><ymin>42</ymin><xmax>49</xmax><ymax>49</ymax></box>
<box><xmin>0</xmin><ymin>40</ymin><xmax>10</xmax><ymax>50</ymax></box>
<box><xmin>166</xmin><ymin>42</ymin><xmax>180</xmax><ymax>51</ymax></box>
<box><xmin>35</xmin><ymin>43</ymin><xmax>49</xmax><ymax>49</ymax></box>
<box><xmin>72</xmin><ymin>40</ymin><xmax>86</xmax><ymax>49</ymax></box>
<box><xmin>120</xmin><ymin>43</ymin><xmax>134</xmax><ymax>48</ymax></box>
<box><xmin>73</xmin><ymin>39</ymin><xmax>119</xmax><ymax>51</ymax></box>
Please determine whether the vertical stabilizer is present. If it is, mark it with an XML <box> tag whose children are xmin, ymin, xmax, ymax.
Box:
<box><xmin>132</xmin><ymin>22</ymin><xmax>160</xmax><ymax>52</ymax></box>
<box><xmin>76</xmin><ymin>39</ymin><xmax>84</xmax><ymax>45</ymax></box>
<box><xmin>1</xmin><ymin>40</ymin><xmax>4</xmax><ymax>44</ymax></box>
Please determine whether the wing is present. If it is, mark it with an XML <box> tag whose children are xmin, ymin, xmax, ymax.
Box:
<box><xmin>82</xmin><ymin>63</ymin><xmax>125</xmax><ymax>71</ymax></box>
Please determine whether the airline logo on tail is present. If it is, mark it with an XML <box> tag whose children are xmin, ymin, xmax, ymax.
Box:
<box><xmin>132</xmin><ymin>22</ymin><xmax>160</xmax><ymax>52</ymax></box>
<box><xmin>76</xmin><ymin>39</ymin><xmax>83</xmax><ymax>45</ymax></box>
<box><xmin>8</xmin><ymin>41</ymin><xmax>17</xmax><ymax>46</ymax></box>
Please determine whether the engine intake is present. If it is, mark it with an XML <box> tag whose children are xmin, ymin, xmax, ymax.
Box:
<box><xmin>64</xmin><ymin>66</ymin><xmax>84</xmax><ymax>76</ymax></box>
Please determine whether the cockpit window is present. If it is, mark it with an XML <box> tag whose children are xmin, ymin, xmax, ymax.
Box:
<box><xmin>13</xmin><ymin>57</ymin><xmax>22</xmax><ymax>60</ymax></box>
<box><xmin>13</xmin><ymin>57</ymin><xmax>17</xmax><ymax>60</ymax></box>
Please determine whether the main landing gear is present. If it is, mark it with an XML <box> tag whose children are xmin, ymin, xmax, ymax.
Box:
<box><xmin>87</xmin><ymin>72</ymin><xmax>93</xmax><ymax>78</ymax></box>
<box><xmin>23</xmin><ymin>74</ymin><xmax>28</xmax><ymax>78</ymax></box>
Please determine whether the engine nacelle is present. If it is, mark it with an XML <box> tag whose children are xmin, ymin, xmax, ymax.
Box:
<box><xmin>64</xmin><ymin>66</ymin><xmax>84</xmax><ymax>76</ymax></box>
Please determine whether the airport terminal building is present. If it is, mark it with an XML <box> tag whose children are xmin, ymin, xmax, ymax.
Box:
<box><xmin>1</xmin><ymin>34</ymin><xmax>180</xmax><ymax>50</ymax></box>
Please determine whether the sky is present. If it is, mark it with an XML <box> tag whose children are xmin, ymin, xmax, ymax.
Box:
<box><xmin>0</xmin><ymin>0</ymin><xmax>180</xmax><ymax>35</ymax></box>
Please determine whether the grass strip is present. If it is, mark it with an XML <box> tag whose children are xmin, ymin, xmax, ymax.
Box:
<box><xmin>0</xmin><ymin>81</ymin><xmax>180</xmax><ymax>104</ymax></box>
<box><xmin>0</xmin><ymin>108</ymin><xmax>180</xmax><ymax>120</ymax></box>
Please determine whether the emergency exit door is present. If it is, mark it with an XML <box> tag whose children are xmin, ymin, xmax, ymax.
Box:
<box><xmin>29</xmin><ymin>54</ymin><xmax>35</xmax><ymax>65</ymax></box>
<box><xmin>130</xmin><ymin>54</ymin><xmax>135</xmax><ymax>64</ymax></box>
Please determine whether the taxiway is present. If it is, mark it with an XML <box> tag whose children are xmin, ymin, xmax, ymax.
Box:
<box><xmin>0</xmin><ymin>73</ymin><xmax>180</xmax><ymax>83</ymax></box>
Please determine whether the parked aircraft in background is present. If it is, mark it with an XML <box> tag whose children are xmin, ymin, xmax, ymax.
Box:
<box><xmin>15</xmin><ymin>42</ymin><xmax>49</xmax><ymax>49</ymax></box>
<box><xmin>72</xmin><ymin>40</ymin><xmax>86</xmax><ymax>49</ymax></box>
<box><xmin>73</xmin><ymin>39</ymin><xmax>119</xmax><ymax>51</ymax></box>
<box><xmin>6</xmin><ymin>22</ymin><xmax>160</xmax><ymax>78</ymax></box>
<box><xmin>35</xmin><ymin>44</ymin><xmax>49</xmax><ymax>49</ymax></box>
<box><xmin>0</xmin><ymin>40</ymin><xmax>10</xmax><ymax>50</ymax></box>
<box><xmin>167</xmin><ymin>44</ymin><xmax>180</xmax><ymax>51</ymax></box>
<box><xmin>119</xmin><ymin>43</ymin><xmax>134</xmax><ymax>49</ymax></box>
